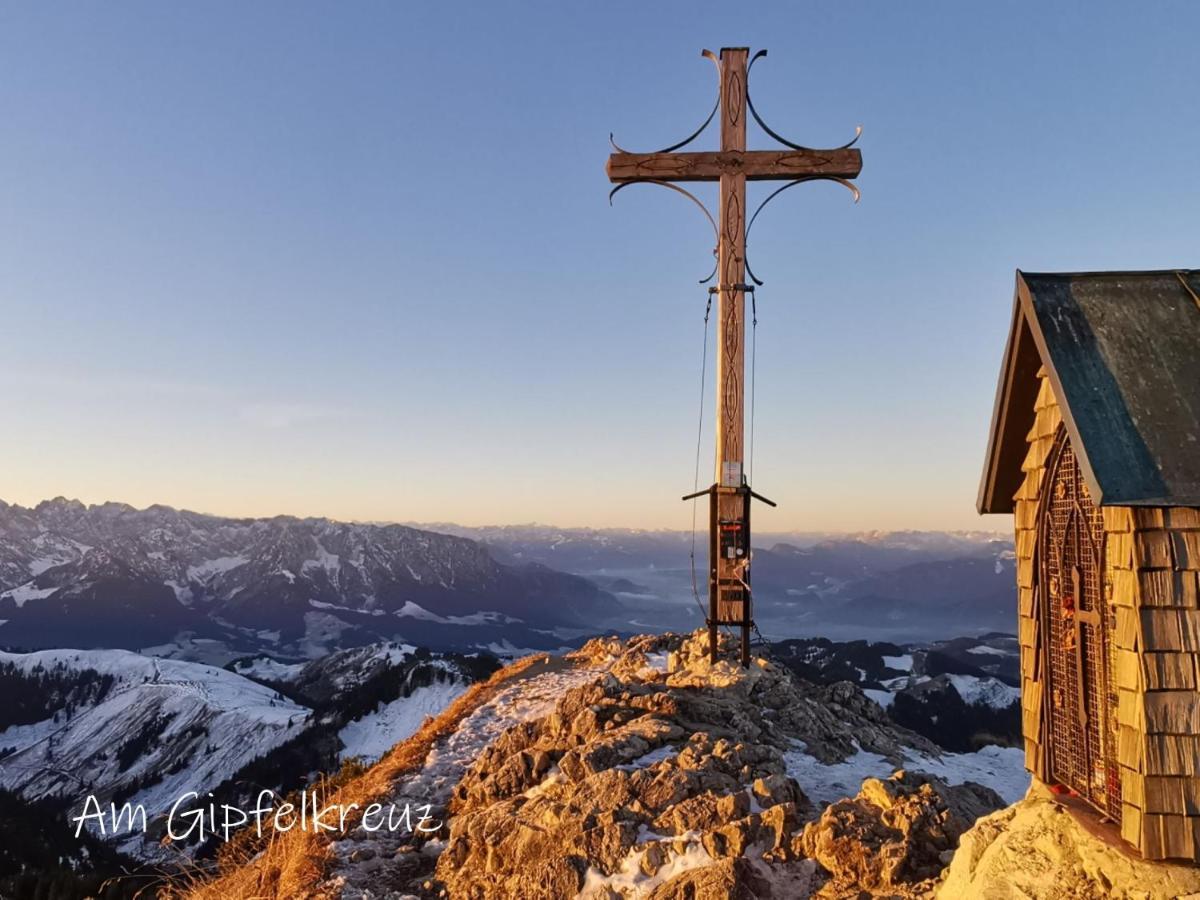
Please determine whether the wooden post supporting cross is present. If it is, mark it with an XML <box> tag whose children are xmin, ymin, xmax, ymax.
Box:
<box><xmin>606</xmin><ymin>48</ymin><xmax>862</xmax><ymax>666</ymax></box>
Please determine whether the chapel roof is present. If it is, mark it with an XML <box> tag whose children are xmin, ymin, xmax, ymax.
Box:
<box><xmin>979</xmin><ymin>269</ymin><xmax>1200</xmax><ymax>513</ymax></box>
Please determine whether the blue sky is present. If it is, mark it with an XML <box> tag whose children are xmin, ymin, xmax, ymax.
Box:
<box><xmin>1</xmin><ymin>2</ymin><xmax>1197</xmax><ymax>531</ymax></box>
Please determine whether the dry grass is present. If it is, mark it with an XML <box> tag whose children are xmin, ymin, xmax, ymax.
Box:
<box><xmin>165</xmin><ymin>653</ymin><xmax>547</xmax><ymax>900</ymax></box>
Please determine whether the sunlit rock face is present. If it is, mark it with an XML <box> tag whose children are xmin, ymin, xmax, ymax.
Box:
<box><xmin>939</xmin><ymin>779</ymin><xmax>1200</xmax><ymax>900</ymax></box>
<box><xmin>798</xmin><ymin>770</ymin><xmax>1002</xmax><ymax>897</ymax></box>
<box><xmin>354</xmin><ymin>629</ymin><xmax>1008</xmax><ymax>899</ymax></box>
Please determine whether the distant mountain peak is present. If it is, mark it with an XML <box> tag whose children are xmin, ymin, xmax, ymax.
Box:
<box><xmin>0</xmin><ymin>498</ymin><xmax>616</xmax><ymax>660</ymax></box>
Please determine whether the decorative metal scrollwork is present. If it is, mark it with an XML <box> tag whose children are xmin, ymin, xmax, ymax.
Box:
<box><xmin>608</xmin><ymin>180</ymin><xmax>719</xmax><ymax>283</ymax></box>
<box><xmin>608</xmin><ymin>50</ymin><xmax>722</xmax><ymax>282</ymax></box>
<box><xmin>609</xmin><ymin>50</ymin><xmax>722</xmax><ymax>155</ymax></box>
<box><xmin>744</xmin><ymin>176</ymin><xmax>860</xmax><ymax>285</ymax></box>
<box><xmin>607</xmin><ymin>47</ymin><xmax>862</xmax><ymax>286</ymax></box>
<box><xmin>739</xmin><ymin>52</ymin><xmax>864</xmax><ymax>285</ymax></box>
<box><xmin>739</xmin><ymin>50</ymin><xmax>863</xmax><ymax>285</ymax></box>
<box><xmin>746</xmin><ymin>51</ymin><xmax>862</xmax><ymax>152</ymax></box>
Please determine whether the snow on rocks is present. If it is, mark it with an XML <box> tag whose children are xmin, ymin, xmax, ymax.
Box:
<box><xmin>327</xmin><ymin>656</ymin><xmax>606</xmax><ymax>898</ymax></box>
<box><xmin>422</xmin><ymin>630</ymin><xmax>1011</xmax><ymax>898</ymax></box>
<box><xmin>314</xmin><ymin>629</ymin><xmax>1024</xmax><ymax>898</ymax></box>
<box><xmin>784</xmin><ymin>740</ymin><xmax>1029</xmax><ymax>809</ymax></box>
<box><xmin>905</xmin><ymin>745</ymin><xmax>1028</xmax><ymax>805</ymax></box>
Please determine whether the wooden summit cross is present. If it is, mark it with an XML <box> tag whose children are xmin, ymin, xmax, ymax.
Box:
<box><xmin>606</xmin><ymin>47</ymin><xmax>862</xmax><ymax>666</ymax></box>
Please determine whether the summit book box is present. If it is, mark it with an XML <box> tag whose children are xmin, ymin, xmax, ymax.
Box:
<box><xmin>979</xmin><ymin>269</ymin><xmax>1200</xmax><ymax>860</ymax></box>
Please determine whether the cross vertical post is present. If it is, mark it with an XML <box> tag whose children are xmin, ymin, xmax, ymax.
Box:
<box><xmin>715</xmin><ymin>47</ymin><xmax>750</xmax><ymax>666</ymax></box>
<box><xmin>606</xmin><ymin>47</ymin><xmax>862</xmax><ymax>666</ymax></box>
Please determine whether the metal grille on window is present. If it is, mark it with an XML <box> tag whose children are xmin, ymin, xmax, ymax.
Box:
<box><xmin>1041</xmin><ymin>427</ymin><xmax>1122</xmax><ymax>824</ymax></box>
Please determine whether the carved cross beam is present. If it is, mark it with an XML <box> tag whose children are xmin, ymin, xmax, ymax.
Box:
<box><xmin>606</xmin><ymin>148</ymin><xmax>862</xmax><ymax>183</ymax></box>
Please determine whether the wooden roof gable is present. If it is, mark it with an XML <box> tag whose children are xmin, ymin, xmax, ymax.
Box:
<box><xmin>979</xmin><ymin>269</ymin><xmax>1200</xmax><ymax>514</ymax></box>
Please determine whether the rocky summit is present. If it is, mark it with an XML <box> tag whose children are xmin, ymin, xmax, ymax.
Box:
<box><xmin>324</xmin><ymin>629</ymin><xmax>1017</xmax><ymax>899</ymax></box>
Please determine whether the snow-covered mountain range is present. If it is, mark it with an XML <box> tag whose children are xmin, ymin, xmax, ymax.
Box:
<box><xmin>0</xmin><ymin>648</ymin><xmax>308</xmax><ymax>842</ymax></box>
<box><xmin>0</xmin><ymin>640</ymin><xmax>493</xmax><ymax>862</ymax></box>
<box><xmin>0</xmin><ymin>498</ymin><xmax>615</xmax><ymax>660</ymax></box>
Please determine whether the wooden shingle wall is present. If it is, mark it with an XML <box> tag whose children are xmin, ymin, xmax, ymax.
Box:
<box><xmin>1017</xmin><ymin>369</ymin><xmax>1200</xmax><ymax>860</ymax></box>
<box><xmin>1110</xmin><ymin>504</ymin><xmax>1200</xmax><ymax>859</ymax></box>
<box><xmin>1106</xmin><ymin>503</ymin><xmax>1151</xmax><ymax>854</ymax></box>
<box><xmin>1017</xmin><ymin>369</ymin><xmax>1200</xmax><ymax>864</ymax></box>
<box><xmin>1013</xmin><ymin>368</ymin><xmax>1058</xmax><ymax>783</ymax></box>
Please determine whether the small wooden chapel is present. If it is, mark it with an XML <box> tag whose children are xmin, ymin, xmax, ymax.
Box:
<box><xmin>979</xmin><ymin>269</ymin><xmax>1200</xmax><ymax>859</ymax></box>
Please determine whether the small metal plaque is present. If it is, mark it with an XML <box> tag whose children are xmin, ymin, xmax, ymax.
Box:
<box><xmin>721</xmin><ymin>461</ymin><xmax>743</xmax><ymax>487</ymax></box>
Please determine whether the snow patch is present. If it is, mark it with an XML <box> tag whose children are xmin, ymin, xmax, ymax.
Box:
<box><xmin>186</xmin><ymin>556</ymin><xmax>248</xmax><ymax>581</ymax></box>
<box><xmin>338</xmin><ymin>679</ymin><xmax>467</xmax><ymax>764</ymax></box>
<box><xmin>522</xmin><ymin>765</ymin><xmax>565</xmax><ymax>800</ymax></box>
<box><xmin>863</xmin><ymin>688</ymin><xmax>894</xmax><ymax>709</ymax></box>
<box><xmin>481</xmin><ymin>640</ymin><xmax>555</xmax><ymax>659</ymax></box>
<box><xmin>783</xmin><ymin>740</ymin><xmax>1029</xmax><ymax>808</ymax></box>
<box><xmin>302</xmin><ymin>541</ymin><xmax>341</xmax><ymax>577</ymax></box>
<box><xmin>642</xmin><ymin>651</ymin><xmax>669</xmax><ymax>674</ymax></box>
<box><xmin>966</xmin><ymin>645</ymin><xmax>1009</xmax><ymax>657</ymax></box>
<box><xmin>946</xmin><ymin>674</ymin><xmax>1021</xmax><ymax>709</ymax></box>
<box><xmin>340</xmin><ymin>662</ymin><xmax>601</xmax><ymax>831</ymax></box>
<box><xmin>1</xmin><ymin>583</ymin><xmax>57</xmax><ymax>607</ymax></box>
<box><xmin>309</xmin><ymin>599</ymin><xmax>386</xmax><ymax>617</ymax></box>
<box><xmin>331</xmin><ymin>660</ymin><xmax>602</xmax><ymax>891</ymax></box>
<box><xmin>232</xmin><ymin>656</ymin><xmax>307</xmax><ymax>683</ymax></box>
<box><xmin>445</xmin><ymin>610</ymin><xmax>522</xmax><ymax>626</ymax></box>
<box><xmin>904</xmin><ymin>744</ymin><xmax>1029</xmax><ymax>804</ymax></box>
<box><xmin>395</xmin><ymin>601</ymin><xmax>447</xmax><ymax>623</ymax></box>
<box><xmin>582</xmin><ymin>835</ymin><xmax>715</xmax><ymax>897</ymax></box>
<box><xmin>617</xmin><ymin>743</ymin><xmax>679</xmax><ymax>772</ymax></box>
<box><xmin>298</xmin><ymin>611</ymin><xmax>352</xmax><ymax>658</ymax></box>
<box><xmin>164</xmin><ymin>580</ymin><xmax>192</xmax><ymax>603</ymax></box>
<box><xmin>28</xmin><ymin>556</ymin><xmax>69</xmax><ymax>576</ymax></box>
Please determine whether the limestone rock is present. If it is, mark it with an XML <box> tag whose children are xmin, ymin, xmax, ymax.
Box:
<box><xmin>939</xmin><ymin>780</ymin><xmax>1200</xmax><ymax>900</ymax></box>
<box><xmin>797</xmin><ymin>770</ymin><xmax>1004</xmax><ymax>895</ymax></box>
<box><xmin>647</xmin><ymin>856</ymin><xmax>820</xmax><ymax>900</ymax></box>
<box><xmin>753</xmin><ymin>773</ymin><xmax>809</xmax><ymax>810</ymax></box>
<box><xmin>758</xmin><ymin>801</ymin><xmax>803</xmax><ymax>858</ymax></box>
<box><xmin>429</xmin><ymin>629</ymin><xmax>983</xmax><ymax>899</ymax></box>
<box><xmin>649</xmin><ymin>787</ymin><xmax>747</xmax><ymax>835</ymax></box>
